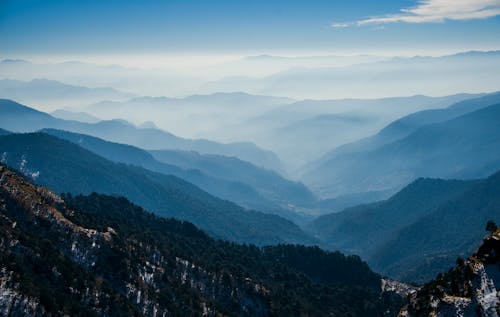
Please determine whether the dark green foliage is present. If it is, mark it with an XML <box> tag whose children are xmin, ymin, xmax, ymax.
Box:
<box><xmin>0</xmin><ymin>164</ymin><xmax>403</xmax><ymax>316</ymax></box>
<box><xmin>0</xmin><ymin>190</ymin><xmax>139</xmax><ymax>316</ymax></box>
<box><xmin>59</xmin><ymin>192</ymin><xmax>394</xmax><ymax>317</ymax></box>
<box><xmin>486</xmin><ymin>220</ymin><xmax>497</xmax><ymax>233</ymax></box>
<box><xmin>261</xmin><ymin>244</ymin><xmax>380</xmax><ymax>288</ymax></box>
<box><xmin>0</xmin><ymin>132</ymin><xmax>314</xmax><ymax>246</ymax></box>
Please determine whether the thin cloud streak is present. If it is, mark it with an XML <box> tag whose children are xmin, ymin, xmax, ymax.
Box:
<box><xmin>332</xmin><ymin>0</ymin><xmax>500</xmax><ymax>27</ymax></box>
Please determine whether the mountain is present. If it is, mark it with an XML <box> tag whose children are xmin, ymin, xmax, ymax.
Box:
<box><xmin>204</xmin><ymin>50</ymin><xmax>500</xmax><ymax>100</ymax></box>
<box><xmin>313</xmin><ymin>92</ymin><xmax>500</xmax><ymax>164</ymax></box>
<box><xmin>51</xmin><ymin>109</ymin><xmax>101</xmax><ymax>123</ymax></box>
<box><xmin>307</xmin><ymin>178</ymin><xmax>477</xmax><ymax>255</ymax></box>
<box><xmin>308</xmin><ymin>169</ymin><xmax>500</xmax><ymax>283</ymax></box>
<box><xmin>149</xmin><ymin>149</ymin><xmax>315</xmax><ymax>205</ymax></box>
<box><xmin>399</xmin><ymin>226</ymin><xmax>500</xmax><ymax>316</ymax></box>
<box><xmin>0</xmin><ymin>132</ymin><xmax>312</xmax><ymax>246</ymax></box>
<box><xmin>0</xmin><ymin>99</ymin><xmax>283</xmax><ymax>171</ymax></box>
<box><xmin>303</xmin><ymin>99</ymin><xmax>500</xmax><ymax>198</ymax></box>
<box><xmin>213</xmin><ymin>93</ymin><xmax>480</xmax><ymax>170</ymax></box>
<box><xmin>41</xmin><ymin>128</ymin><xmax>316</xmax><ymax>216</ymax></box>
<box><xmin>0</xmin><ymin>164</ymin><xmax>401</xmax><ymax>316</ymax></box>
<box><xmin>373</xmin><ymin>170</ymin><xmax>500</xmax><ymax>283</ymax></box>
<box><xmin>311</xmin><ymin>190</ymin><xmax>392</xmax><ymax>216</ymax></box>
<box><xmin>84</xmin><ymin>92</ymin><xmax>294</xmax><ymax>142</ymax></box>
<box><xmin>0</xmin><ymin>58</ymin><xmax>204</xmax><ymax>97</ymax></box>
<box><xmin>0</xmin><ymin>78</ymin><xmax>133</xmax><ymax>110</ymax></box>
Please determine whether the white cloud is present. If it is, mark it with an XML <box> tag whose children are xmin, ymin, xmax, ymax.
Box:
<box><xmin>332</xmin><ymin>0</ymin><xmax>500</xmax><ymax>27</ymax></box>
<box><xmin>331</xmin><ymin>22</ymin><xmax>351</xmax><ymax>28</ymax></box>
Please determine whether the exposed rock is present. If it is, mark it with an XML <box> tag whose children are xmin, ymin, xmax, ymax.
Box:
<box><xmin>0</xmin><ymin>164</ymin><xmax>270</xmax><ymax>316</ymax></box>
<box><xmin>399</xmin><ymin>229</ymin><xmax>500</xmax><ymax>317</ymax></box>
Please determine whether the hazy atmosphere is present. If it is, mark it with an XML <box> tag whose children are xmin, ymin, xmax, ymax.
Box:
<box><xmin>1</xmin><ymin>0</ymin><xmax>500</xmax><ymax>316</ymax></box>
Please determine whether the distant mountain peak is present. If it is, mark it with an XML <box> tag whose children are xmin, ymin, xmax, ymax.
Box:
<box><xmin>138</xmin><ymin>120</ymin><xmax>158</xmax><ymax>129</ymax></box>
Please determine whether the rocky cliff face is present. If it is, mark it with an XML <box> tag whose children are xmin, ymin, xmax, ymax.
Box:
<box><xmin>399</xmin><ymin>228</ymin><xmax>500</xmax><ymax>317</ymax></box>
<box><xmin>0</xmin><ymin>164</ymin><xmax>269</xmax><ymax>316</ymax></box>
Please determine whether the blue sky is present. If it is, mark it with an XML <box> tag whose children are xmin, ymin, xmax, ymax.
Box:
<box><xmin>1</xmin><ymin>0</ymin><xmax>500</xmax><ymax>56</ymax></box>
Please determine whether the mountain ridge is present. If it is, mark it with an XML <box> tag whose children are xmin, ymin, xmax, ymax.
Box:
<box><xmin>0</xmin><ymin>132</ymin><xmax>313</xmax><ymax>245</ymax></box>
<box><xmin>0</xmin><ymin>163</ymin><xmax>400</xmax><ymax>316</ymax></box>
<box><xmin>0</xmin><ymin>98</ymin><xmax>283</xmax><ymax>171</ymax></box>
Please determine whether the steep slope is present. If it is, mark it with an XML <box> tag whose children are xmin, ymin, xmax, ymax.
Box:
<box><xmin>399</xmin><ymin>227</ymin><xmax>500</xmax><ymax>317</ymax></box>
<box><xmin>0</xmin><ymin>99</ymin><xmax>283</xmax><ymax>171</ymax></box>
<box><xmin>0</xmin><ymin>164</ymin><xmax>399</xmax><ymax>316</ymax></box>
<box><xmin>308</xmin><ymin>170</ymin><xmax>500</xmax><ymax>284</ymax></box>
<box><xmin>41</xmin><ymin>129</ymin><xmax>316</xmax><ymax>214</ymax></box>
<box><xmin>303</xmin><ymin>101</ymin><xmax>500</xmax><ymax>198</ymax></box>
<box><xmin>220</xmin><ymin>94</ymin><xmax>478</xmax><ymax>169</ymax></box>
<box><xmin>373</xmin><ymin>170</ymin><xmax>500</xmax><ymax>283</ymax></box>
<box><xmin>307</xmin><ymin>178</ymin><xmax>477</xmax><ymax>256</ymax></box>
<box><xmin>149</xmin><ymin>148</ymin><xmax>315</xmax><ymax>207</ymax></box>
<box><xmin>0</xmin><ymin>132</ymin><xmax>313</xmax><ymax>246</ymax></box>
<box><xmin>315</xmin><ymin>92</ymin><xmax>500</xmax><ymax>164</ymax></box>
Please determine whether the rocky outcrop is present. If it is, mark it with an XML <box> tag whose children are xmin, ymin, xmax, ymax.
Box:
<box><xmin>399</xmin><ymin>228</ymin><xmax>500</xmax><ymax>317</ymax></box>
<box><xmin>0</xmin><ymin>164</ymin><xmax>270</xmax><ymax>316</ymax></box>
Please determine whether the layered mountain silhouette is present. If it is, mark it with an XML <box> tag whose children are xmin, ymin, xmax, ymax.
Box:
<box><xmin>41</xmin><ymin>128</ymin><xmax>316</xmax><ymax>217</ymax></box>
<box><xmin>0</xmin><ymin>99</ymin><xmax>283</xmax><ymax>171</ymax></box>
<box><xmin>204</xmin><ymin>50</ymin><xmax>500</xmax><ymax>99</ymax></box>
<box><xmin>215</xmin><ymin>93</ymin><xmax>479</xmax><ymax>169</ymax></box>
<box><xmin>308</xmin><ymin>169</ymin><xmax>500</xmax><ymax>283</ymax></box>
<box><xmin>51</xmin><ymin>109</ymin><xmax>101</xmax><ymax>123</ymax></box>
<box><xmin>0</xmin><ymin>164</ymin><xmax>399</xmax><ymax>316</ymax></box>
<box><xmin>0</xmin><ymin>78</ymin><xmax>133</xmax><ymax>109</ymax></box>
<box><xmin>303</xmin><ymin>93</ymin><xmax>500</xmax><ymax>198</ymax></box>
<box><xmin>0</xmin><ymin>132</ymin><xmax>312</xmax><ymax>245</ymax></box>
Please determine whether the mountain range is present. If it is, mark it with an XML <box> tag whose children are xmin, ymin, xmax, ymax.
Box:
<box><xmin>0</xmin><ymin>99</ymin><xmax>283</xmax><ymax>171</ymax></box>
<box><xmin>0</xmin><ymin>78</ymin><xmax>133</xmax><ymax>110</ymax></box>
<box><xmin>40</xmin><ymin>128</ymin><xmax>316</xmax><ymax>218</ymax></box>
<box><xmin>84</xmin><ymin>92</ymin><xmax>294</xmax><ymax>139</ymax></box>
<box><xmin>202</xmin><ymin>50</ymin><xmax>500</xmax><ymax>100</ymax></box>
<box><xmin>232</xmin><ymin>93</ymin><xmax>479</xmax><ymax>169</ymax></box>
<box><xmin>0</xmin><ymin>164</ymin><xmax>400</xmax><ymax>316</ymax></box>
<box><xmin>303</xmin><ymin>93</ymin><xmax>500</xmax><ymax>199</ymax></box>
<box><xmin>307</xmin><ymin>169</ymin><xmax>500</xmax><ymax>283</ymax></box>
<box><xmin>0</xmin><ymin>132</ymin><xmax>312</xmax><ymax>246</ymax></box>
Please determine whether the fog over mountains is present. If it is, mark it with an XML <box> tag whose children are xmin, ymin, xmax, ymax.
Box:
<box><xmin>3</xmin><ymin>0</ymin><xmax>500</xmax><ymax>314</ymax></box>
<box><xmin>2</xmin><ymin>51</ymin><xmax>499</xmax><ymax>99</ymax></box>
<box><xmin>1</xmin><ymin>50</ymin><xmax>500</xmax><ymax>316</ymax></box>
